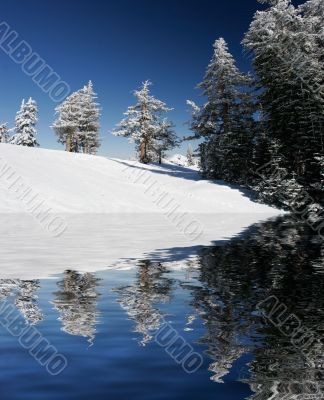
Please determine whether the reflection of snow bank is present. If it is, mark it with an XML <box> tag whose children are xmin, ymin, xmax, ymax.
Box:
<box><xmin>0</xmin><ymin>213</ymin><xmax>280</xmax><ymax>279</ymax></box>
<box><xmin>0</xmin><ymin>144</ymin><xmax>283</xmax><ymax>279</ymax></box>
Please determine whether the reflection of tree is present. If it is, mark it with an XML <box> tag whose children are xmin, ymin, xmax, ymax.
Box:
<box><xmin>187</xmin><ymin>216</ymin><xmax>324</xmax><ymax>396</ymax></box>
<box><xmin>15</xmin><ymin>280</ymin><xmax>43</xmax><ymax>325</ymax></box>
<box><xmin>183</xmin><ymin>281</ymin><xmax>248</xmax><ymax>382</ymax></box>
<box><xmin>52</xmin><ymin>270</ymin><xmax>100</xmax><ymax>343</ymax></box>
<box><xmin>243</xmin><ymin>219</ymin><xmax>324</xmax><ymax>399</ymax></box>
<box><xmin>0</xmin><ymin>279</ymin><xmax>43</xmax><ymax>325</ymax></box>
<box><xmin>0</xmin><ymin>279</ymin><xmax>19</xmax><ymax>300</ymax></box>
<box><xmin>247</xmin><ymin>347</ymin><xmax>324</xmax><ymax>400</ymax></box>
<box><xmin>113</xmin><ymin>260</ymin><xmax>174</xmax><ymax>345</ymax></box>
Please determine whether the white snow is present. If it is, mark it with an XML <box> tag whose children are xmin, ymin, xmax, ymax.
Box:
<box><xmin>167</xmin><ymin>153</ymin><xmax>199</xmax><ymax>169</ymax></box>
<box><xmin>0</xmin><ymin>144</ymin><xmax>283</xmax><ymax>279</ymax></box>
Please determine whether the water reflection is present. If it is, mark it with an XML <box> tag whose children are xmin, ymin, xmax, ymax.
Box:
<box><xmin>192</xmin><ymin>216</ymin><xmax>324</xmax><ymax>398</ymax></box>
<box><xmin>113</xmin><ymin>260</ymin><xmax>174</xmax><ymax>345</ymax></box>
<box><xmin>52</xmin><ymin>270</ymin><xmax>101</xmax><ymax>343</ymax></box>
<box><xmin>0</xmin><ymin>216</ymin><xmax>323</xmax><ymax>399</ymax></box>
<box><xmin>0</xmin><ymin>279</ymin><xmax>43</xmax><ymax>324</ymax></box>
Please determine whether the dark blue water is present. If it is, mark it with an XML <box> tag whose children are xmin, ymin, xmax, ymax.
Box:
<box><xmin>0</xmin><ymin>216</ymin><xmax>323</xmax><ymax>399</ymax></box>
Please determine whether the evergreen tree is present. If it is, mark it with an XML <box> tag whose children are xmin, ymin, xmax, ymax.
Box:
<box><xmin>52</xmin><ymin>91</ymin><xmax>82</xmax><ymax>152</ymax></box>
<box><xmin>187</xmin><ymin>38</ymin><xmax>255</xmax><ymax>182</ymax></box>
<box><xmin>243</xmin><ymin>0</ymin><xmax>324</xmax><ymax>206</ymax></box>
<box><xmin>151</xmin><ymin>119</ymin><xmax>179</xmax><ymax>164</ymax></box>
<box><xmin>0</xmin><ymin>123</ymin><xmax>9</xmax><ymax>143</ymax></box>
<box><xmin>53</xmin><ymin>81</ymin><xmax>101</xmax><ymax>153</ymax></box>
<box><xmin>78</xmin><ymin>81</ymin><xmax>101</xmax><ymax>154</ymax></box>
<box><xmin>186</xmin><ymin>143</ymin><xmax>195</xmax><ymax>166</ymax></box>
<box><xmin>114</xmin><ymin>81</ymin><xmax>172</xmax><ymax>163</ymax></box>
<box><xmin>11</xmin><ymin>98</ymin><xmax>38</xmax><ymax>147</ymax></box>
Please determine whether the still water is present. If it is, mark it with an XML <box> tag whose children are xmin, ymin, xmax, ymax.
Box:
<box><xmin>0</xmin><ymin>215</ymin><xmax>323</xmax><ymax>400</ymax></box>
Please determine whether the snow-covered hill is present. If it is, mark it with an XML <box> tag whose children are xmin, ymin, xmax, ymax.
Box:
<box><xmin>0</xmin><ymin>144</ymin><xmax>283</xmax><ymax>278</ymax></box>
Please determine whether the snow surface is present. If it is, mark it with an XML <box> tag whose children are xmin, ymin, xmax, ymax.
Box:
<box><xmin>167</xmin><ymin>153</ymin><xmax>199</xmax><ymax>169</ymax></box>
<box><xmin>0</xmin><ymin>144</ymin><xmax>283</xmax><ymax>279</ymax></box>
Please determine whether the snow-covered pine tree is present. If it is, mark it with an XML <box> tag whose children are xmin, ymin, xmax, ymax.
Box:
<box><xmin>187</xmin><ymin>38</ymin><xmax>255</xmax><ymax>182</ymax></box>
<box><xmin>11</xmin><ymin>98</ymin><xmax>38</xmax><ymax>147</ymax></box>
<box><xmin>186</xmin><ymin>144</ymin><xmax>195</xmax><ymax>166</ymax></box>
<box><xmin>299</xmin><ymin>0</ymin><xmax>324</xmax><ymax>206</ymax></box>
<box><xmin>114</xmin><ymin>81</ymin><xmax>172</xmax><ymax>163</ymax></box>
<box><xmin>78</xmin><ymin>81</ymin><xmax>101</xmax><ymax>154</ymax></box>
<box><xmin>254</xmin><ymin>137</ymin><xmax>311</xmax><ymax>212</ymax></box>
<box><xmin>53</xmin><ymin>81</ymin><xmax>100</xmax><ymax>154</ymax></box>
<box><xmin>0</xmin><ymin>123</ymin><xmax>10</xmax><ymax>143</ymax></box>
<box><xmin>52</xmin><ymin>91</ymin><xmax>81</xmax><ymax>152</ymax></box>
<box><xmin>151</xmin><ymin>119</ymin><xmax>179</xmax><ymax>164</ymax></box>
<box><xmin>243</xmin><ymin>0</ymin><xmax>324</xmax><ymax>206</ymax></box>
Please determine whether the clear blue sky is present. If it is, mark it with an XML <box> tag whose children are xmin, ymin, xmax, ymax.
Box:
<box><xmin>0</xmin><ymin>0</ymin><xmax>301</xmax><ymax>158</ymax></box>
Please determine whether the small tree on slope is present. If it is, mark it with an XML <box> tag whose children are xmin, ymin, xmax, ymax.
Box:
<box><xmin>0</xmin><ymin>123</ymin><xmax>10</xmax><ymax>143</ymax></box>
<box><xmin>186</xmin><ymin>144</ymin><xmax>195</xmax><ymax>166</ymax></box>
<box><xmin>11</xmin><ymin>98</ymin><xmax>38</xmax><ymax>147</ymax></box>
<box><xmin>114</xmin><ymin>81</ymin><xmax>173</xmax><ymax>163</ymax></box>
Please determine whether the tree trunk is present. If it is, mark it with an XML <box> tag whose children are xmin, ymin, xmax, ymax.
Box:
<box><xmin>158</xmin><ymin>151</ymin><xmax>162</xmax><ymax>164</ymax></box>
<box><xmin>66</xmin><ymin>135</ymin><xmax>71</xmax><ymax>152</ymax></box>
<box><xmin>139</xmin><ymin>100</ymin><xmax>149</xmax><ymax>163</ymax></box>
<box><xmin>140</xmin><ymin>141</ymin><xmax>146</xmax><ymax>163</ymax></box>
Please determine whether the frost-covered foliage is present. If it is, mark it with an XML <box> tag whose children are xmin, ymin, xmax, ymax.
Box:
<box><xmin>10</xmin><ymin>98</ymin><xmax>38</xmax><ymax>147</ymax></box>
<box><xmin>78</xmin><ymin>81</ymin><xmax>101</xmax><ymax>154</ymax></box>
<box><xmin>185</xmin><ymin>0</ymin><xmax>323</xmax><ymax>213</ymax></box>
<box><xmin>53</xmin><ymin>91</ymin><xmax>80</xmax><ymax>152</ymax></box>
<box><xmin>114</xmin><ymin>81</ymin><xmax>177</xmax><ymax>163</ymax></box>
<box><xmin>187</xmin><ymin>38</ymin><xmax>255</xmax><ymax>183</ymax></box>
<box><xmin>0</xmin><ymin>123</ymin><xmax>10</xmax><ymax>143</ymax></box>
<box><xmin>186</xmin><ymin>144</ymin><xmax>195</xmax><ymax>166</ymax></box>
<box><xmin>150</xmin><ymin>119</ymin><xmax>179</xmax><ymax>163</ymax></box>
<box><xmin>53</xmin><ymin>81</ymin><xmax>100</xmax><ymax>153</ymax></box>
<box><xmin>243</xmin><ymin>0</ymin><xmax>324</xmax><ymax>208</ymax></box>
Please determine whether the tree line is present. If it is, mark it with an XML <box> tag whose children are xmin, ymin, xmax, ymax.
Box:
<box><xmin>0</xmin><ymin>81</ymin><xmax>101</xmax><ymax>154</ymax></box>
<box><xmin>187</xmin><ymin>0</ymin><xmax>323</xmax><ymax>217</ymax></box>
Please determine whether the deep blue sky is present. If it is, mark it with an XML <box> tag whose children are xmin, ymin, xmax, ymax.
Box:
<box><xmin>0</xmin><ymin>0</ymin><xmax>298</xmax><ymax>158</ymax></box>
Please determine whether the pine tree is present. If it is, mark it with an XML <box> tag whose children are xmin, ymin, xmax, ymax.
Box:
<box><xmin>187</xmin><ymin>38</ymin><xmax>255</xmax><ymax>182</ymax></box>
<box><xmin>186</xmin><ymin>144</ymin><xmax>195</xmax><ymax>166</ymax></box>
<box><xmin>243</xmin><ymin>0</ymin><xmax>324</xmax><ymax>206</ymax></box>
<box><xmin>0</xmin><ymin>123</ymin><xmax>9</xmax><ymax>143</ymax></box>
<box><xmin>78</xmin><ymin>81</ymin><xmax>101</xmax><ymax>154</ymax></box>
<box><xmin>11</xmin><ymin>98</ymin><xmax>38</xmax><ymax>147</ymax></box>
<box><xmin>114</xmin><ymin>81</ymin><xmax>172</xmax><ymax>163</ymax></box>
<box><xmin>151</xmin><ymin>119</ymin><xmax>179</xmax><ymax>164</ymax></box>
<box><xmin>52</xmin><ymin>91</ymin><xmax>81</xmax><ymax>152</ymax></box>
<box><xmin>52</xmin><ymin>81</ymin><xmax>101</xmax><ymax>153</ymax></box>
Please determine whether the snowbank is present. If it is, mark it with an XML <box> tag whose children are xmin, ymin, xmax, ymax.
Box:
<box><xmin>0</xmin><ymin>144</ymin><xmax>282</xmax><ymax>279</ymax></box>
<box><xmin>167</xmin><ymin>153</ymin><xmax>199</xmax><ymax>169</ymax></box>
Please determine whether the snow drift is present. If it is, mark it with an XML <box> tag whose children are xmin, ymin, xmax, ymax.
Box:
<box><xmin>0</xmin><ymin>144</ymin><xmax>282</xmax><ymax>279</ymax></box>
